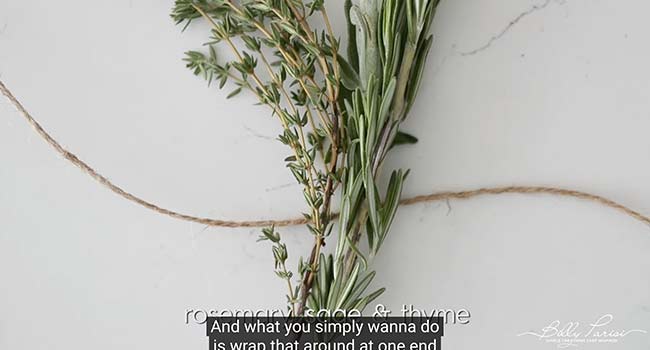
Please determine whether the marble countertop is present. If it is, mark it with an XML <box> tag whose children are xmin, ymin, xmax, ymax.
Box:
<box><xmin>1</xmin><ymin>0</ymin><xmax>649</xmax><ymax>348</ymax></box>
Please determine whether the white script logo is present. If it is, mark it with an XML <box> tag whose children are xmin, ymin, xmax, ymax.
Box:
<box><xmin>517</xmin><ymin>314</ymin><xmax>646</xmax><ymax>348</ymax></box>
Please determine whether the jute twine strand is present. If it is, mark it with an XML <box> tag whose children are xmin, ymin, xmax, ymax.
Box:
<box><xmin>3</xmin><ymin>80</ymin><xmax>649</xmax><ymax>228</ymax></box>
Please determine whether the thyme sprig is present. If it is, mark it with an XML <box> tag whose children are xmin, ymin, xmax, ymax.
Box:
<box><xmin>172</xmin><ymin>0</ymin><xmax>440</xmax><ymax>315</ymax></box>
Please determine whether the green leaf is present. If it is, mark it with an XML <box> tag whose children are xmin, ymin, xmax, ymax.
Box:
<box><xmin>343</xmin><ymin>270</ymin><xmax>376</xmax><ymax>309</ymax></box>
<box><xmin>406</xmin><ymin>35</ymin><xmax>434</xmax><ymax>115</ymax></box>
<box><xmin>344</xmin><ymin>231</ymin><xmax>368</xmax><ymax>270</ymax></box>
<box><xmin>391</xmin><ymin>131</ymin><xmax>419</xmax><ymax>148</ymax></box>
<box><xmin>227</xmin><ymin>87</ymin><xmax>242</xmax><ymax>99</ymax></box>
<box><xmin>337</xmin><ymin>54</ymin><xmax>361</xmax><ymax>90</ymax></box>
<box><xmin>345</xmin><ymin>0</ymin><xmax>359</xmax><ymax>72</ymax></box>
<box><xmin>334</xmin><ymin>263</ymin><xmax>361</xmax><ymax>310</ymax></box>
<box><xmin>378</xmin><ymin>78</ymin><xmax>397</xmax><ymax>127</ymax></box>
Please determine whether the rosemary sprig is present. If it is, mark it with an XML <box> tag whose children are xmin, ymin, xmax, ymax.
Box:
<box><xmin>172</xmin><ymin>0</ymin><xmax>440</xmax><ymax>315</ymax></box>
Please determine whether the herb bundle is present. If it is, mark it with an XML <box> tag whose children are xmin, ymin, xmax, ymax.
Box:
<box><xmin>172</xmin><ymin>0</ymin><xmax>440</xmax><ymax>315</ymax></box>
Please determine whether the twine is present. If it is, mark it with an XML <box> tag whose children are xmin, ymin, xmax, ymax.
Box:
<box><xmin>2</xmin><ymin>80</ymin><xmax>649</xmax><ymax>228</ymax></box>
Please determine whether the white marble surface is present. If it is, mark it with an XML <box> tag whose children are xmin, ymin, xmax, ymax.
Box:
<box><xmin>1</xmin><ymin>0</ymin><xmax>649</xmax><ymax>349</ymax></box>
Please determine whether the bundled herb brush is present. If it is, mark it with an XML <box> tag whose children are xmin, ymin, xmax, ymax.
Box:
<box><xmin>172</xmin><ymin>0</ymin><xmax>440</xmax><ymax>315</ymax></box>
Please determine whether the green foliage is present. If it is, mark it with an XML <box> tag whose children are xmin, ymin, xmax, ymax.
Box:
<box><xmin>172</xmin><ymin>0</ymin><xmax>440</xmax><ymax>315</ymax></box>
<box><xmin>259</xmin><ymin>226</ymin><xmax>298</xmax><ymax>310</ymax></box>
<box><xmin>392</xmin><ymin>131</ymin><xmax>419</xmax><ymax>148</ymax></box>
<box><xmin>316</xmin><ymin>0</ymin><xmax>439</xmax><ymax>313</ymax></box>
